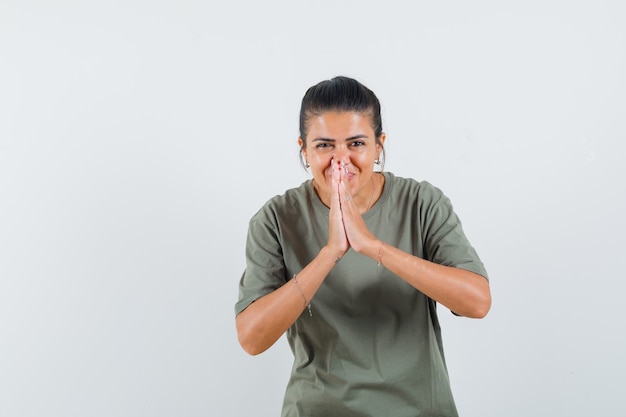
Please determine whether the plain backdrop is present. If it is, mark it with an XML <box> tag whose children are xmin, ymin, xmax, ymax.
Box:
<box><xmin>1</xmin><ymin>1</ymin><xmax>625</xmax><ymax>416</ymax></box>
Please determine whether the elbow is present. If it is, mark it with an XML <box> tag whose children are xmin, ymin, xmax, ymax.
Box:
<box><xmin>238</xmin><ymin>336</ymin><xmax>266</xmax><ymax>356</ymax></box>
<box><xmin>471</xmin><ymin>299</ymin><xmax>491</xmax><ymax>319</ymax></box>
<box><xmin>236</xmin><ymin>314</ymin><xmax>269</xmax><ymax>356</ymax></box>
<box><xmin>469</xmin><ymin>287</ymin><xmax>492</xmax><ymax>319</ymax></box>
<box><xmin>455</xmin><ymin>279</ymin><xmax>491</xmax><ymax>318</ymax></box>
<box><xmin>467</xmin><ymin>275</ymin><xmax>492</xmax><ymax>319</ymax></box>
<box><xmin>239</xmin><ymin>342</ymin><xmax>264</xmax><ymax>357</ymax></box>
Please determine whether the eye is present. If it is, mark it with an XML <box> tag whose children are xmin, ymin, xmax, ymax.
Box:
<box><xmin>315</xmin><ymin>143</ymin><xmax>333</xmax><ymax>149</ymax></box>
<box><xmin>349</xmin><ymin>140</ymin><xmax>365</xmax><ymax>147</ymax></box>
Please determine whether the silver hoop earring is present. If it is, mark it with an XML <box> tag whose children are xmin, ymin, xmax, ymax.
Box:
<box><xmin>305</xmin><ymin>161</ymin><xmax>310</xmax><ymax>168</ymax></box>
<box><xmin>374</xmin><ymin>159</ymin><xmax>381</xmax><ymax>165</ymax></box>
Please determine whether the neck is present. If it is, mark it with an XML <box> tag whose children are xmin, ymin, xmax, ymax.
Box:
<box><xmin>312</xmin><ymin>172</ymin><xmax>383</xmax><ymax>212</ymax></box>
<box><xmin>362</xmin><ymin>173</ymin><xmax>382</xmax><ymax>213</ymax></box>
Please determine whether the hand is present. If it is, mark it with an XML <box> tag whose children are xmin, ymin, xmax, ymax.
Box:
<box><xmin>327</xmin><ymin>159</ymin><xmax>349</xmax><ymax>257</ymax></box>
<box><xmin>338</xmin><ymin>169</ymin><xmax>377</xmax><ymax>254</ymax></box>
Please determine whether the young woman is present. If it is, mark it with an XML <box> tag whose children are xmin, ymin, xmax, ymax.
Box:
<box><xmin>235</xmin><ymin>76</ymin><xmax>491</xmax><ymax>417</ymax></box>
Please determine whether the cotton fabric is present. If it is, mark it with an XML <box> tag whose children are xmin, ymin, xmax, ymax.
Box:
<box><xmin>236</xmin><ymin>172</ymin><xmax>488</xmax><ymax>417</ymax></box>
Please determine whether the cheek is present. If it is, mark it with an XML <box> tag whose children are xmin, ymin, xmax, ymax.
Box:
<box><xmin>310</xmin><ymin>157</ymin><xmax>334</xmax><ymax>181</ymax></box>
<box><xmin>353</xmin><ymin>154</ymin><xmax>374</xmax><ymax>169</ymax></box>
<box><xmin>311</xmin><ymin>154</ymin><xmax>332</xmax><ymax>168</ymax></box>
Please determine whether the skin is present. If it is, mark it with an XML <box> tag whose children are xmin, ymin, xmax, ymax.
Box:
<box><xmin>236</xmin><ymin>111</ymin><xmax>491</xmax><ymax>356</ymax></box>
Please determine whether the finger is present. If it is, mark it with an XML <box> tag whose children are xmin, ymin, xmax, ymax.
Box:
<box><xmin>338</xmin><ymin>171</ymin><xmax>352</xmax><ymax>208</ymax></box>
<box><xmin>336</xmin><ymin>161</ymin><xmax>347</xmax><ymax>200</ymax></box>
<box><xmin>328</xmin><ymin>159</ymin><xmax>349</xmax><ymax>253</ymax></box>
<box><xmin>330</xmin><ymin>158</ymin><xmax>341</xmax><ymax>206</ymax></box>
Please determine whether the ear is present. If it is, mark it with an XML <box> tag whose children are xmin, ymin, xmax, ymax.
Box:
<box><xmin>298</xmin><ymin>137</ymin><xmax>306</xmax><ymax>156</ymax></box>
<box><xmin>377</xmin><ymin>133</ymin><xmax>386</xmax><ymax>155</ymax></box>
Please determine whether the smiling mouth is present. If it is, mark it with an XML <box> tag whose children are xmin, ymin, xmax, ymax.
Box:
<box><xmin>341</xmin><ymin>161</ymin><xmax>349</xmax><ymax>176</ymax></box>
<box><xmin>341</xmin><ymin>161</ymin><xmax>355</xmax><ymax>180</ymax></box>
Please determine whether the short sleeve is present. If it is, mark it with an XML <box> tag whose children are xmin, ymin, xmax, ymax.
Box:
<box><xmin>234</xmin><ymin>213</ymin><xmax>287</xmax><ymax>316</ymax></box>
<box><xmin>421</xmin><ymin>184</ymin><xmax>489</xmax><ymax>281</ymax></box>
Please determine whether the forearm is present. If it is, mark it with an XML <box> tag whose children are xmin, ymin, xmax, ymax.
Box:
<box><xmin>236</xmin><ymin>246</ymin><xmax>340</xmax><ymax>355</ymax></box>
<box><xmin>362</xmin><ymin>240</ymin><xmax>491</xmax><ymax>318</ymax></box>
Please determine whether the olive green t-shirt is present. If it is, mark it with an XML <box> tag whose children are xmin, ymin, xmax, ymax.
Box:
<box><xmin>235</xmin><ymin>172</ymin><xmax>488</xmax><ymax>417</ymax></box>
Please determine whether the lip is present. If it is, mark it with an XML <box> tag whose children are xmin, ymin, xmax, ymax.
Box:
<box><xmin>340</xmin><ymin>160</ymin><xmax>355</xmax><ymax>180</ymax></box>
<box><xmin>324</xmin><ymin>161</ymin><xmax>356</xmax><ymax>181</ymax></box>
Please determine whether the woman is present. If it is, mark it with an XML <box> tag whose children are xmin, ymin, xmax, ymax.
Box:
<box><xmin>235</xmin><ymin>76</ymin><xmax>491</xmax><ymax>417</ymax></box>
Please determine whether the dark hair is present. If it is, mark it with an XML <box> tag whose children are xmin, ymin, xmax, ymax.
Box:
<box><xmin>299</xmin><ymin>76</ymin><xmax>385</xmax><ymax>169</ymax></box>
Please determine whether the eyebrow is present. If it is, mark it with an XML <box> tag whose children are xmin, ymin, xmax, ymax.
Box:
<box><xmin>311</xmin><ymin>134</ymin><xmax>369</xmax><ymax>143</ymax></box>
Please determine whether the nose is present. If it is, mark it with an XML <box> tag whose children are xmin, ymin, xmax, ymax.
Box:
<box><xmin>332</xmin><ymin>148</ymin><xmax>349</xmax><ymax>165</ymax></box>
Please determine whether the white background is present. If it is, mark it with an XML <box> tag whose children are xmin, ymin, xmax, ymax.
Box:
<box><xmin>1</xmin><ymin>1</ymin><xmax>625</xmax><ymax>416</ymax></box>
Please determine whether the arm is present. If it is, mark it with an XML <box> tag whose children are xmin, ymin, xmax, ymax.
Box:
<box><xmin>236</xmin><ymin>161</ymin><xmax>348</xmax><ymax>355</ymax></box>
<box><xmin>361</xmin><ymin>240</ymin><xmax>491</xmax><ymax>318</ymax></box>
<box><xmin>339</xmin><ymin>178</ymin><xmax>491</xmax><ymax>319</ymax></box>
<box><xmin>236</xmin><ymin>247</ymin><xmax>341</xmax><ymax>355</ymax></box>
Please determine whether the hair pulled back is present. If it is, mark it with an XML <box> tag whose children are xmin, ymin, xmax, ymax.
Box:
<box><xmin>299</xmin><ymin>76</ymin><xmax>385</xmax><ymax>169</ymax></box>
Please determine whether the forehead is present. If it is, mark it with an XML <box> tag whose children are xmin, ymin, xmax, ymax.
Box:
<box><xmin>306</xmin><ymin>111</ymin><xmax>374</xmax><ymax>139</ymax></box>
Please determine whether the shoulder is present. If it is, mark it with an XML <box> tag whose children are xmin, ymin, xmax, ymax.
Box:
<box><xmin>385</xmin><ymin>172</ymin><xmax>447</xmax><ymax>205</ymax></box>
<box><xmin>249</xmin><ymin>180</ymin><xmax>312</xmax><ymax>225</ymax></box>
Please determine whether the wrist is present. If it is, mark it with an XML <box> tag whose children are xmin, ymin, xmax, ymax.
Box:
<box><xmin>363</xmin><ymin>239</ymin><xmax>384</xmax><ymax>264</ymax></box>
<box><xmin>320</xmin><ymin>245</ymin><xmax>344</xmax><ymax>265</ymax></box>
<box><xmin>376</xmin><ymin>240</ymin><xmax>384</xmax><ymax>267</ymax></box>
<box><xmin>358</xmin><ymin>238</ymin><xmax>375</xmax><ymax>256</ymax></box>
